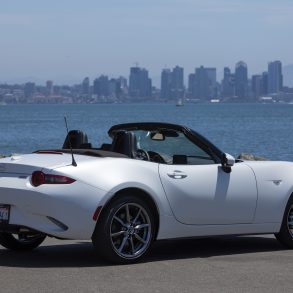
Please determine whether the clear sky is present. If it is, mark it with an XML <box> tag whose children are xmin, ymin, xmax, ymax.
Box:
<box><xmin>0</xmin><ymin>0</ymin><xmax>292</xmax><ymax>86</ymax></box>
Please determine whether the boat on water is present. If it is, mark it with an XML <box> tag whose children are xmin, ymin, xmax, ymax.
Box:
<box><xmin>176</xmin><ymin>98</ymin><xmax>184</xmax><ymax>107</ymax></box>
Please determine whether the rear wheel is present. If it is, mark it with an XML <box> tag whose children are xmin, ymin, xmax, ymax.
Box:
<box><xmin>92</xmin><ymin>195</ymin><xmax>155</xmax><ymax>264</ymax></box>
<box><xmin>0</xmin><ymin>233</ymin><xmax>46</xmax><ymax>251</ymax></box>
<box><xmin>275</xmin><ymin>197</ymin><xmax>293</xmax><ymax>248</ymax></box>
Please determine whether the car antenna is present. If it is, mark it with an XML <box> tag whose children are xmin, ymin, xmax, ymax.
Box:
<box><xmin>64</xmin><ymin>117</ymin><xmax>77</xmax><ymax>167</ymax></box>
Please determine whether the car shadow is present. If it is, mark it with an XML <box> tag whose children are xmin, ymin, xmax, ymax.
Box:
<box><xmin>0</xmin><ymin>235</ymin><xmax>285</xmax><ymax>268</ymax></box>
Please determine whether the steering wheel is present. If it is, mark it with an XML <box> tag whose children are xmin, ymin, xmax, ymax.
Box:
<box><xmin>136</xmin><ymin>149</ymin><xmax>150</xmax><ymax>161</ymax></box>
<box><xmin>147</xmin><ymin>151</ymin><xmax>166</xmax><ymax>163</ymax></box>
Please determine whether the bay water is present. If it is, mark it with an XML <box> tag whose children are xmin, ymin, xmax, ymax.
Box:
<box><xmin>0</xmin><ymin>103</ymin><xmax>292</xmax><ymax>161</ymax></box>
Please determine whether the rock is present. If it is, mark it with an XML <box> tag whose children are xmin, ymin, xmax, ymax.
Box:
<box><xmin>237</xmin><ymin>153</ymin><xmax>269</xmax><ymax>161</ymax></box>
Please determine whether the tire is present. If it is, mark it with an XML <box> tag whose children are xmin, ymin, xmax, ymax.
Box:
<box><xmin>0</xmin><ymin>233</ymin><xmax>46</xmax><ymax>251</ymax></box>
<box><xmin>92</xmin><ymin>195</ymin><xmax>155</xmax><ymax>264</ymax></box>
<box><xmin>275</xmin><ymin>196</ymin><xmax>293</xmax><ymax>248</ymax></box>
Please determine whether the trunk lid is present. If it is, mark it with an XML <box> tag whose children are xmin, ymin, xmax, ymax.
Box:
<box><xmin>0</xmin><ymin>153</ymin><xmax>92</xmax><ymax>174</ymax></box>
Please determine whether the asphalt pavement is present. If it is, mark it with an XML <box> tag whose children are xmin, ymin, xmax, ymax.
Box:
<box><xmin>1</xmin><ymin>235</ymin><xmax>293</xmax><ymax>293</ymax></box>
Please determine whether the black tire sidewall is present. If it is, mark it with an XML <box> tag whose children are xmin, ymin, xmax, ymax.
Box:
<box><xmin>0</xmin><ymin>233</ymin><xmax>46</xmax><ymax>251</ymax></box>
<box><xmin>275</xmin><ymin>196</ymin><xmax>293</xmax><ymax>247</ymax></box>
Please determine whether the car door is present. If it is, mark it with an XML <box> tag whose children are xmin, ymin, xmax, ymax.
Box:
<box><xmin>159</xmin><ymin>162</ymin><xmax>258</xmax><ymax>225</ymax></box>
<box><xmin>134</xmin><ymin>127</ymin><xmax>258</xmax><ymax>225</ymax></box>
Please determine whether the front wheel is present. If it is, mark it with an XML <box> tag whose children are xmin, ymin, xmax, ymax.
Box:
<box><xmin>275</xmin><ymin>197</ymin><xmax>293</xmax><ymax>248</ymax></box>
<box><xmin>0</xmin><ymin>233</ymin><xmax>46</xmax><ymax>251</ymax></box>
<box><xmin>92</xmin><ymin>196</ymin><xmax>155</xmax><ymax>264</ymax></box>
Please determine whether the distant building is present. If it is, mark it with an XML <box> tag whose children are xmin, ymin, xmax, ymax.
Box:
<box><xmin>46</xmin><ymin>80</ymin><xmax>53</xmax><ymax>96</ymax></box>
<box><xmin>82</xmin><ymin>77</ymin><xmax>90</xmax><ymax>95</ymax></box>
<box><xmin>188</xmin><ymin>66</ymin><xmax>216</xmax><ymax>100</ymax></box>
<box><xmin>24</xmin><ymin>82</ymin><xmax>35</xmax><ymax>98</ymax></box>
<box><xmin>161</xmin><ymin>69</ymin><xmax>172</xmax><ymax>99</ymax></box>
<box><xmin>195</xmin><ymin>66</ymin><xmax>210</xmax><ymax>99</ymax></box>
<box><xmin>171</xmin><ymin>66</ymin><xmax>184</xmax><ymax>99</ymax></box>
<box><xmin>235</xmin><ymin>61</ymin><xmax>248</xmax><ymax>99</ymax></box>
<box><xmin>108</xmin><ymin>79</ymin><xmax>117</xmax><ymax>97</ymax></box>
<box><xmin>116</xmin><ymin>76</ymin><xmax>128</xmax><ymax>98</ymax></box>
<box><xmin>221</xmin><ymin>67</ymin><xmax>235</xmax><ymax>98</ymax></box>
<box><xmin>188</xmin><ymin>73</ymin><xmax>196</xmax><ymax>99</ymax></box>
<box><xmin>261</xmin><ymin>72</ymin><xmax>268</xmax><ymax>96</ymax></box>
<box><xmin>205</xmin><ymin>68</ymin><xmax>217</xmax><ymax>97</ymax></box>
<box><xmin>160</xmin><ymin>66</ymin><xmax>184</xmax><ymax>100</ymax></box>
<box><xmin>129</xmin><ymin>67</ymin><xmax>152</xmax><ymax>98</ymax></box>
<box><xmin>268</xmin><ymin>61</ymin><xmax>283</xmax><ymax>94</ymax></box>
<box><xmin>251</xmin><ymin>75</ymin><xmax>262</xmax><ymax>99</ymax></box>
<box><xmin>93</xmin><ymin>75</ymin><xmax>109</xmax><ymax>97</ymax></box>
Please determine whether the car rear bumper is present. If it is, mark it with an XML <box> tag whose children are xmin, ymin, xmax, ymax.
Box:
<box><xmin>0</xmin><ymin>174</ymin><xmax>108</xmax><ymax>240</ymax></box>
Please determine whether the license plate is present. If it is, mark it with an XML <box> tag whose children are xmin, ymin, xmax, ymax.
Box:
<box><xmin>0</xmin><ymin>205</ymin><xmax>10</xmax><ymax>223</ymax></box>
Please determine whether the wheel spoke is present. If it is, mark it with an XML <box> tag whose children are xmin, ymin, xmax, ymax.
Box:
<box><xmin>133</xmin><ymin>208</ymin><xmax>141</xmax><ymax>224</ymax></box>
<box><xmin>134</xmin><ymin>233</ymin><xmax>146</xmax><ymax>244</ymax></box>
<box><xmin>130</xmin><ymin>236</ymin><xmax>135</xmax><ymax>254</ymax></box>
<box><xmin>114</xmin><ymin>216</ymin><xmax>127</xmax><ymax>227</ymax></box>
<box><xmin>111</xmin><ymin>231</ymin><xmax>125</xmax><ymax>238</ymax></box>
<box><xmin>118</xmin><ymin>236</ymin><xmax>128</xmax><ymax>253</ymax></box>
<box><xmin>135</xmin><ymin>223</ymin><xmax>150</xmax><ymax>230</ymax></box>
<box><xmin>125</xmin><ymin>204</ymin><xmax>131</xmax><ymax>223</ymax></box>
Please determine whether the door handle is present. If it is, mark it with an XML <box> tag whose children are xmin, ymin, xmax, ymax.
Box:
<box><xmin>167</xmin><ymin>170</ymin><xmax>188</xmax><ymax>179</ymax></box>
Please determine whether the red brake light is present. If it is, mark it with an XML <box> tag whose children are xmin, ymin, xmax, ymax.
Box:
<box><xmin>31</xmin><ymin>171</ymin><xmax>75</xmax><ymax>187</ymax></box>
<box><xmin>31</xmin><ymin>171</ymin><xmax>45</xmax><ymax>187</ymax></box>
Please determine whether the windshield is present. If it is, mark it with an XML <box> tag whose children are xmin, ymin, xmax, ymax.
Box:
<box><xmin>131</xmin><ymin>129</ymin><xmax>215</xmax><ymax>165</ymax></box>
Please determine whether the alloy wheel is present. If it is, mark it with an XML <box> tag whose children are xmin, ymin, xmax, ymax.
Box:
<box><xmin>110</xmin><ymin>203</ymin><xmax>152</xmax><ymax>259</ymax></box>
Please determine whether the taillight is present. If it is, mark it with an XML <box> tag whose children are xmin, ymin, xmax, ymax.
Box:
<box><xmin>31</xmin><ymin>171</ymin><xmax>75</xmax><ymax>187</ymax></box>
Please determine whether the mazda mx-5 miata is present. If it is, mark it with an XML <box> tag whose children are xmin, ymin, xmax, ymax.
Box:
<box><xmin>1</xmin><ymin>122</ymin><xmax>293</xmax><ymax>263</ymax></box>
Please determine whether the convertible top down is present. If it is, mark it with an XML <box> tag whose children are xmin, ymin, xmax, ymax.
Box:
<box><xmin>1</xmin><ymin>122</ymin><xmax>293</xmax><ymax>263</ymax></box>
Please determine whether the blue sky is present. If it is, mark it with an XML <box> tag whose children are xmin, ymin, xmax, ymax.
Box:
<box><xmin>0</xmin><ymin>0</ymin><xmax>292</xmax><ymax>86</ymax></box>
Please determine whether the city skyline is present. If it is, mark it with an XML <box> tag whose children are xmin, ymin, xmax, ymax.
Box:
<box><xmin>0</xmin><ymin>1</ymin><xmax>293</xmax><ymax>86</ymax></box>
<box><xmin>1</xmin><ymin>59</ymin><xmax>293</xmax><ymax>104</ymax></box>
<box><xmin>1</xmin><ymin>61</ymin><xmax>293</xmax><ymax>88</ymax></box>
<box><xmin>0</xmin><ymin>60</ymin><xmax>290</xmax><ymax>88</ymax></box>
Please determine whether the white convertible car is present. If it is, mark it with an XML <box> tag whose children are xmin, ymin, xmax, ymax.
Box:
<box><xmin>0</xmin><ymin>122</ymin><xmax>293</xmax><ymax>263</ymax></box>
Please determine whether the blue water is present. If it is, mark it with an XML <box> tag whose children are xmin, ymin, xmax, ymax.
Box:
<box><xmin>0</xmin><ymin>103</ymin><xmax>293</xmax><ymax>161</ymax></box>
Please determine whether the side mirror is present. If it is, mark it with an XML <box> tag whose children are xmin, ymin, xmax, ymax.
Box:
<box><xmin>223</xmin><ymin>153</ymin><xmax>235</xmax><ymax>167</ymax></box>
<box><xmin>221</xmin><ymin>153</ymin><xmax>235</xmax><ymax>173</ymax></box>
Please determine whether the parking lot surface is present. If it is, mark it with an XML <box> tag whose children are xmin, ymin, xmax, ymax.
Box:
<box><xmin>1</xmin><ymin>235</ymin><xmax>293</xmax><ymax>292</ymax></box>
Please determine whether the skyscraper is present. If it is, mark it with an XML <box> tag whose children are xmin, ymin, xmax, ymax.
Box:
<box><xmin>24</xmin><ymin>82</ymin><xmax>35</xmax><ymax>98</ymax></box>
<box><xmin>188</xmin><ymin>66</ymin><xmax>216</xmax><ymax>100</ymax></box>
<box><xmin>93</xmin><ymin>75</ymin><xmax>109</xmax><ymax>97</ymax></box>
<box><xmin>161</xmin><ymin>69</ymin><xmax>172</xmax><ymax>99</ymax></box>
<box><xmin>268</xmin><ymin>61</ymin><xmax>283</xmax><ymax>94</ymax></box>
<box><xmin>188</xmin><ymin>73</ymin><xmax>196</xmax><ymax>99</ymax></box>
<box><xmin>205</xmin><ymin>68</ymin><xmax>217</xmax><ymax>98</ymax></box>
<box><xmin>261</xmin><ymin>72</ymin><xmax>268</xmax><ymax>96</ymax></box>
<box><xmin>251</xmin><ymin>75</ymin><xmax>262</xmax><ymax>99</ymax></box>
<box><xmin>222</xmin><ymin>67</ymin><xmax>235</xmax><ymax>98</ymax></box>
<box><xmin>171</xmin><ymin>66</ymin><xmax>184</xmax><ymax>99</ymax></box>
<box><xmin>235</xmin><ymin>61</ymin><xmax>248</xmax><ymax>99</ymax></box>
<box><xmin>46</xmin><ymin>80</ymin><xmax>53</xmax><ymax>96</ymax></box>
<box><xmin>160</xmin><ymin>66</ymin><xmax>184</xmax><ymax>100</ymax></box>
<box><xmin>82</xmin><ymin>77</ymin><xmax>90</xmax><ymax>95</ymax></box>
<box><xmin>129</xmin><ymin>67</ymin><xmax>152</xmax><ymax>98</ymax></box>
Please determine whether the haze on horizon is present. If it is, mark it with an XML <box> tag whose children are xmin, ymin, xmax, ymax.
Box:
<box><xmin>0</xmin><ymin>0</ymin><xmax>292</xmax><ymax>86</ymax></box>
